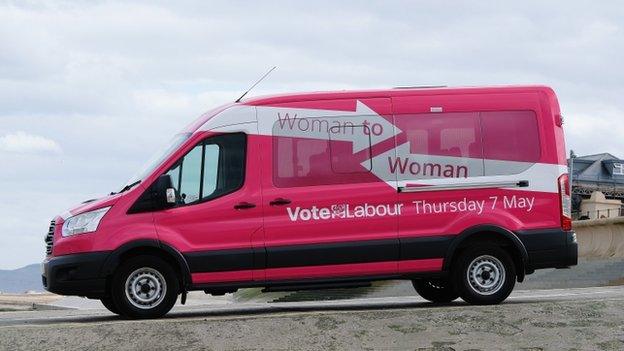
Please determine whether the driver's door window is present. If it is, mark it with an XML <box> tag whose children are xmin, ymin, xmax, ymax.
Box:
<box><xmin>201</xmin><ymin>144</ymin><xmax>219</xmax><ymax>198</ymax></box>
<box><xmin>178</xmin><ymin>145</ymin><xmax>202</xmax><ymax>203</ymax></box>
<box><xmin>165</xmin><ymin>133</ymin><xmax>245</xmax><ymax>206</ymax></box>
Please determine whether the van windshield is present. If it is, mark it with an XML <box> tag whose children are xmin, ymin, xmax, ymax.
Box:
<box><xmin>120</xmin><ymin>133</ymin><xmax>192</xmax><ymax>192</ymax></box>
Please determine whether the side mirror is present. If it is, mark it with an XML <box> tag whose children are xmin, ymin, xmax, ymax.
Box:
<box><xmin>127</xmin><ymin>174</ymin><xmax>176</xmax><ymax>214</ymax></box>
<box><xmin>153</xmin><ymin>174</ymin><xmax>176</xmax><ymax>206</ymax></box>
<box><xmin>166</xmin><ymin>188</ymin><xmax>176</xmax><ymax>204</ymax></box>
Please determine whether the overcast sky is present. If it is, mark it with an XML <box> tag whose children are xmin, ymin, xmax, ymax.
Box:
<box><xmin>1</xmin><ymin>1</ymin><xmax>623</xmax><ymax>269</ymax></box>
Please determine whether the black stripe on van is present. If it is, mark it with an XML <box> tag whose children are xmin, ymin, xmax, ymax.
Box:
<box><xmin>266</xmin><ymin>238</ymin><xmax>399</xmax><ymax>269</ymax></box>
<box><xmin>184</xmin><ymin>235</ymin><xmax>453</xmax><ymax>273</ymax></box>
<box><xmin>400</xmin><ymin>235</ymin><xmax>455</xmax><ymax>260</ymax></box>
<box><xmin>185</xmin><ymin>248</ymin><xmax>254</xmax><ymax>273</ymax></box>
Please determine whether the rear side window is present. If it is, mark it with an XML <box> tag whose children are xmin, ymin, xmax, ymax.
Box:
<box><xmin>480</xmin><ymin>111</ymin><xmax>540</xmax><ymax>162</ymax></box>
<box><xmin>398</xmin><ymin>112</ymin><xmax>482</xmax><ymax>158</ymax></box>
<box><xmin>393</xmin><ymin>112</ymin><xmax>484</xmax><ymax>180</ymax></box>
<box><xmin>272</xmin><ymin>119</ymin><xmax>373</xmax><ymax>187</ymax></box>
<box><xmin>329</xmin><ymin>125</ymin><xmax>372</xmax><ymax>174</ymax></box>
<box><xmin>392</xmin><ymin>110</ymin><xmax>541</xmax><ymax>180</ymax></box>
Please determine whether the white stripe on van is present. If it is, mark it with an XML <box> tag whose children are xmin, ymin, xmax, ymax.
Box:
<box><xmin>199</xmin><ymin>104</ymin><xmax>566</xmax><ymax>194</ymax></box>
<box><xmin>198</xmin><ymin>102</ymin><xmax>401</xmax><ymax>152</ymax></box>
<box><xmin>367</xmin><ymin>142</ymin><xmax>566</xmax><ymax>193</ymax></box>
<box><xmin>394</xmin><ymin>163</ymin><xmax>566</xmax><ymax>193</ymax></box>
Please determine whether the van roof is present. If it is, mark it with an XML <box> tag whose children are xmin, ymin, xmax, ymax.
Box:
<box><xmin>241</xmin><ymin>85</ymin><xmax>555</xmax><ymax>106</ymax></box>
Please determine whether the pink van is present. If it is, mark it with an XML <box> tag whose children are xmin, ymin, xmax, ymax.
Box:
<box><xmin>42</xmin><ymin>85</ymin><xmax>577</xmax><ymax>318</ymax></box>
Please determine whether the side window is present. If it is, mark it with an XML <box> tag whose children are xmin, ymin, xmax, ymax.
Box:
<box><xmin>178</xmin><ymin>146</ymin><xmax>202</xmax><ymax>203</ymax></box>
<box><xmin>329</xmin><ymin>125</ymin><xmax>372</xmax><ymax>174</ymax></box>
<box><xmin>165</xmin><ymin>133</ymin><xmax>246</xmax><ymax>205</ymax></box>
<box><xmin>393</xmin><ymin>112</ymin><xmax>484</xmax><ymax>180</ymax></box>
<box><xmin>480</xmin><ymin>111</ymin><xmax>540</xmax><ymax>162</ymax></box>
<box><xmin>201</xmin><ymin>144</ymin><xmax>220</xmax><ymax>198</ymax></box>
<box><xmin>272</xmin><ymin>118</ymin><xmax>373</xmax><ymax>187</ymax></box>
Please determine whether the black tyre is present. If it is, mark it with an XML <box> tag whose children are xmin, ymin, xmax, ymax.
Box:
<box><xmin>100</xmin><ymin>296</ymin><xmax>120</xmax><ymax>315</ymax></box>
<box><xmin>453</xmin><ymin>245</ymin><xmax>516</xmax><ymax>305</ymax></box>
<box><xmin>412</xmin><ymin>278</ymin><xmax>458</xmax><ymax>303</ymax></box>
<box><xmin>111</xmin><ymin>255</ymin><xmax>179</xmax><ymax>319</ymax></box>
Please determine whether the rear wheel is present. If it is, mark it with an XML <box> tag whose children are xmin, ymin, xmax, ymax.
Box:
<box><xmin>100</xmin><ymin>296</ymin><xmax>120</xmax><ymax>315</ymax></box>
<box><xmin>111</xmin><ymin>255</ymin><xmax>179</xmax><ymax>319</ymax></box>
<box><xmin>412</xmin><ymin>278</ymin><xmax>458</xmax><ymax>303</ymax></box>
<box><xmin>453</xmin><ymin>245</ymin><xmax>516</xmax><ymax>305</ymax></box>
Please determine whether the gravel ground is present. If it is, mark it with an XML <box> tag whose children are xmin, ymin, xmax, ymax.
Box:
<box><xmin>1</xmin><ymin>295</ymin><xmax>624</xmax><ymax>350</ymax></box>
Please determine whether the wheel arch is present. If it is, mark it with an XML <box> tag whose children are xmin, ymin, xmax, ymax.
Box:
<box><xmin>100</xmin><ymin>240</ymin><xmax>192</xmax><ymax>291</ymax></box>
<box><xmin>443</xmin><ymin>225</ymin><xmax>529</xmax><ymax>282</ymax></box>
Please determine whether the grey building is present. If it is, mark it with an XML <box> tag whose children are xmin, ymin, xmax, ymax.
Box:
<box><xmin>568</xmin><ymin>152</ymin><xmax>624</xmax><ymax>217</ymax></box>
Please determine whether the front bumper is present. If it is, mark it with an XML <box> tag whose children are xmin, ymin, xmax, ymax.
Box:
<box><xmin>516</xmin><ymin>229</ymin><xmax>578</xmax><ymax>271</ymax></box>
<box><xmin>42</xmin><ymin>251</ymin><xmax>111</xmax><ymax>297</ymax></box>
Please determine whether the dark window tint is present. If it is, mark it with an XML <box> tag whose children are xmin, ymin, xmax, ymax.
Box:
<box><xmin>329</xmin><ymin>125</ymin><xmax>372</xmax><ymax>174</ymax></box>
<box><xmin>480</xmin><ymin>111</ymin><xmax>540</xmax><ymax>162</ymax></box>
<box><xmin>395</xmin><ymin>112</ymin><xmax>482</xmax><ymax>158</ymax></box>
<box><xmin>272</xmin><ymin>123</ymin><xmax>373</xmax><ymax>188</ymax></box>
<box><xmin>392</xmin><ymin>112</ymin><xmax>484</xmax><ymax>179</ymax></box>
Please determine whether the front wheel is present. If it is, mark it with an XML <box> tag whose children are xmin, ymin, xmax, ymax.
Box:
<box><xmin>453</xmin><ymin>245</ymin><xmax>516</xmax><ymax>305</ymax></box>
<box><xmin>111</xmin><ymin>255</ymin><xmax>179</xmax><ymax>319</ymax></box>
<box><xmin>412</xmin><ymin>278</ymin><xmax>458</xmax><ymax>303</ymax></box>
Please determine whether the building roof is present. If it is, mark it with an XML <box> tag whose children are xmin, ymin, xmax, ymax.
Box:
<box><xmin>569</xmin><ymin>153</ymin><xmax>624</xmax><ymax>187</ymax></box>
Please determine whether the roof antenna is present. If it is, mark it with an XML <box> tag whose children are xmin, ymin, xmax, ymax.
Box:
<box><xmin>235</xmin><ymin>66</ymin><xmax>277</xmax><ymax>103</ymax></box>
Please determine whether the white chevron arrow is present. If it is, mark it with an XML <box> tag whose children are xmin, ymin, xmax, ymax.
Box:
<box><xmin>256</xmin><ymin>100</ymin><xmax>400</xmax><ymax>153</ymax></box>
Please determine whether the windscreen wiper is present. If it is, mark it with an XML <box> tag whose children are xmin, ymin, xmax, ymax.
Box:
<box><xmin>116</xmin><ymin>180</ymin><xmax>141</xmax><ymax>194</ymax></box>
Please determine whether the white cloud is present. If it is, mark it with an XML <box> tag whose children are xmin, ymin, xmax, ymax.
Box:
<box><xmin>0</xmin><ymin>131</ymin><xmax>61</xmax><ymax>154</ymax></box>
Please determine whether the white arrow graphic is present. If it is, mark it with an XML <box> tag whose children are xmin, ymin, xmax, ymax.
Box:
<box><xmin>256</xmin><ymin>100</ymin><xmax>400</xmax><ymax>153</ymax></box>
<box><xmin>365</xmin><ymin>142</ymin><xmax>484</xmax><ymax>185</ymax></box>
<box><xmin>364</xmin><ymin>141</ymin><xmax>565</xmax><ymax>193</ymax></box>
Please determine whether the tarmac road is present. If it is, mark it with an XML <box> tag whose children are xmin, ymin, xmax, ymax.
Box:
<box><xmin>1</xmin><ymin>286</ymin><xmax>623</xmax><ymax>350</ymax></box>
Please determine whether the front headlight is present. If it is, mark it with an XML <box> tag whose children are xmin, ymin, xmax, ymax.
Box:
<box><xmin>62</xmin><ymin>207</ymin><xmax>111</xmax><ymax>237</ymax></box>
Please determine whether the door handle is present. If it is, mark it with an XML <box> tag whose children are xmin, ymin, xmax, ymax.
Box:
<box><xmin>269</xmin><ymin>198</ymin><xmax>292</xmax><ymax>206</ymax></box>
<box><xmin>234</xmin><ymin>202</ymin><xmax>256</xmax><ymax>210</ymax></box>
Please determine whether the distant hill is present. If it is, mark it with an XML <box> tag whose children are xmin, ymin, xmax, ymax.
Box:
<box><xmin>0</xmin><ymin>264</ymin><xmax>43</xmax><ymax>293</ymax></box>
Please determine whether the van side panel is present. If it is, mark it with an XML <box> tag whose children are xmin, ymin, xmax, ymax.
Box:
<box><xmin>256</xmin><ymin>98</ymin><xmax>404</xmax><ymax>280</ymax></box>
<box><xmin>392</xmin><ymin>91</ymin><xmax>568</xmax><ymax>273</ymax></box>
<box><xmin>188</xmin><ymin>89</ymin><xmax>570</xmax><ymax>285</ymax></box>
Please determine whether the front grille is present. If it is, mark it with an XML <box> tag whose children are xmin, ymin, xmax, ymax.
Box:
<box><xmin>45</xmin><ymin>220</ymin><xmax>55</xmax><ymax>255</ymax></box>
